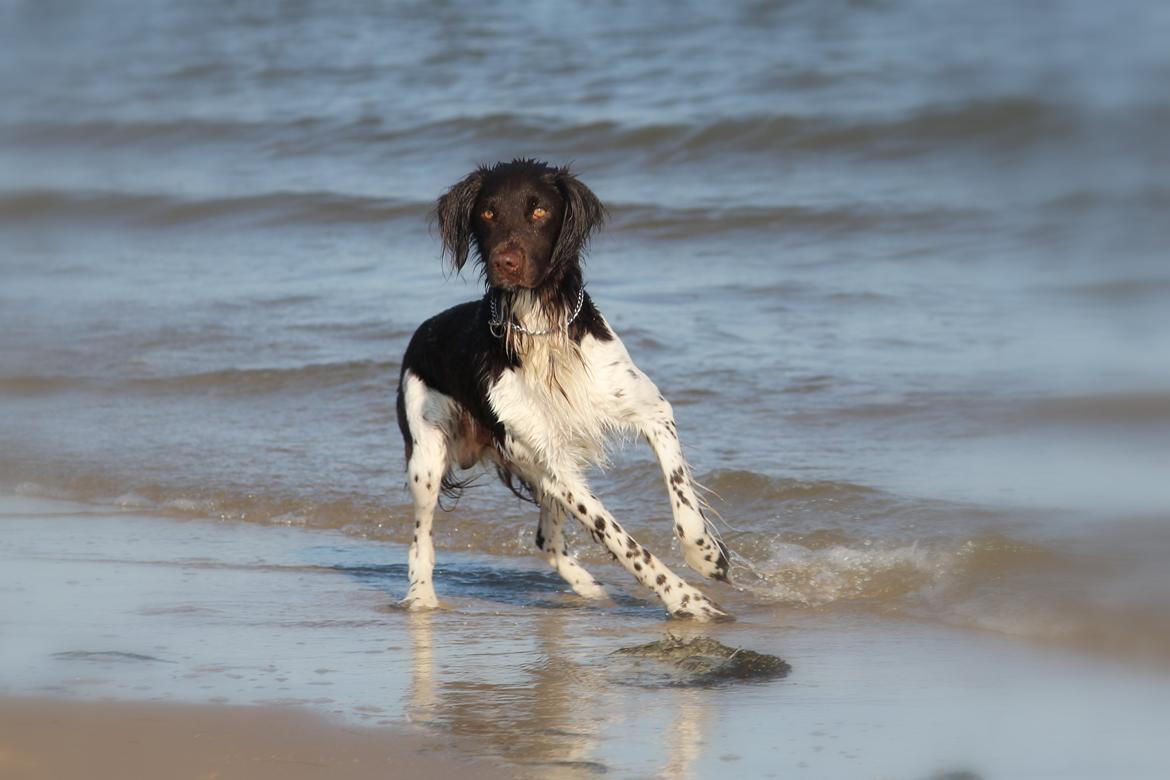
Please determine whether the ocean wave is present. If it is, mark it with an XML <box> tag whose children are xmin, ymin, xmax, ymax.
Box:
<box><xmin>606</xmin><ymin>201</ymin><xmax>983</xmax><ymax>239</ymax></box>
<box><xmin>736</xmin><ymin>532</ymin><xmax>1170</xmax><ymax>660</ymax></box>
<box><xmin>125</xmin><ymin>360</ymin><xmax>400</xmax><ymax>396</ymax></box>
<box><xmin>410</xmin><ymin>97</ymin><xmax>1079</xmax><ymax>160</ymax></box>
<box><xmin>0</xmin><ymin>117</ymin><xmax>278</xmax><ymax>146</ymax></box>
<box><xmin>0</xmin><ymin>375</ymin><xmax>86</xmax><ymax>396</ymax></box>
<box><xmin>0</xmin><ymin>189</ymin><xmax>426</xmax><ymax>228</ymax></box>
<box><xmin>0</xmin><ymin>185</ymin><xmax>986</xmax><ymax>238</ymax></box>
<box><xmin>700</xmin><ymin>468</ymin><xmax>879</xmax><ymax>504</ymax></box>
<box><xmin>1</xmin><ymin>96</ymin><xmax>1084</xmax><ymax>164</ymax></box>
<box><xmin>0</xmin><ymin>360</ymin><xmax>399</xmax><ymax>399</ymax></box>
<box><xmin>736</xmin><ymin>532</ymin><xmax>1055</xmax><ymax>608</ymax></box>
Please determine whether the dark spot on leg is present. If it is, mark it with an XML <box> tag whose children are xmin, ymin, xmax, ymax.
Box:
<box><xmin>676</xmin><ymin>524</ymin><xmax>685</xmax><ymax>539</ymax></box>
<box><xmin>577</xmin><ymin>503</ymin><xmax>588</xmax><ymax>516</ymax></box>
<box><xmin>535</xmin><ymin>526</ymin><xmax>545</xmax><ymax>550</ymax></box>
<box><xmin>593</xmin><ymin>517</ymin><xmax>606</xmax><ymax>532</ymax></box>
<box><xmin>642</xmin><ymin>549</ymin><xmax>651</xmax><ymax>564</ymax></box>
<box><xmin>626</xmin><ymin>536</ymin><xmax>638</xmax><ymax>551</ymax></box>
<box><xmin>656</xmin><ymin>574</ymin><xmax>667</xmax><ymax>586</ymax></box>
<box><xmin>413</xmin><ymin>475</ymin><xmax>419</xmax><ymax>483</ymax></box>
<box><xmin>634</xmin><ymin>562</ymin><xmax>642</xmax><ymax>571</ymax></box>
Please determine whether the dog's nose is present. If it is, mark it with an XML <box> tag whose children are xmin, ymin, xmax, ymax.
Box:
<box><xmin>492</xmin><ymin>248</ymin><xmax>523</xmax><ymax>276</ymax></box>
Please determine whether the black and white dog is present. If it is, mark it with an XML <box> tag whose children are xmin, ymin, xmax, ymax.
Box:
<box><xmin>396</xmin><ymin>159</ymin><xmax>731</xmax><ymax>620</ymax></box>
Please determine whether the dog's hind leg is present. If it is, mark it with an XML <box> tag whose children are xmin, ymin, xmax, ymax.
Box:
<box><xmin>399</xmin><ymin>371</ymin><xmax>449</xmax><ymax>610</ymax></box>
<box><xmin>535</xmin><ymin>495</ymin><xmax>607</xmax><ymax>600</ymax></box>
<box><xmin>541</xmin><ymin>474</ymin><xmax>729</xmax><ymax>621</ymax></box>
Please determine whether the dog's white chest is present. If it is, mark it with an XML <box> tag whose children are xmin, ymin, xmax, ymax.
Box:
<box><xmin>487</xmin><ymin>333</ymin><xmax>636</xmax><ymax>469</ymax></box>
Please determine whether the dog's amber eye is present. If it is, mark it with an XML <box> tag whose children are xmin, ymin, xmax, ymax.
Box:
<box><xmin>481</xmin><ymin>209</ymin><xmax>494</xmax><ymax>221</ymax></box>
<box><xmin>532</xmin><ymin>207</ymin><xmax>548</xmax><ymax>219</ymax></box>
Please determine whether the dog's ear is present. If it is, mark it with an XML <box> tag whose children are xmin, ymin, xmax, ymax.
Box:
<box><xmin>435</xmin><ymin>168</ymin><xmax>485</xmax><ymax>272</ymax></box>
<box><xmin>552</xmin><ymin>167</ymin><xmax>606</xmax><ymax>267</ymax></box>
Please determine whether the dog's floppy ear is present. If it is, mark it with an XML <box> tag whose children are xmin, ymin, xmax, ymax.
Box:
<box><xmin>552</xmin><ymin>167</ymin><xmax>606</xmax><ymax>267</ymax></box>
<box><xmin>435</xmin><ymin>168</ymin><xmax>485</xmax><ymax>272</ymax></box>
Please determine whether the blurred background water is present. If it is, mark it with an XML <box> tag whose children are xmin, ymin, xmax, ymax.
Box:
<box><xmin>1</xmin><ymin>0</ymin><xmax>1168</xmax><ymax>660</ymax></box>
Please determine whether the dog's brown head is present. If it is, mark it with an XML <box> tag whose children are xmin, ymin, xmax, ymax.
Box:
<box><xmin>436</xmin><ymin>159</ymin><xmax>605</xmax><ymax>290</ymax></box>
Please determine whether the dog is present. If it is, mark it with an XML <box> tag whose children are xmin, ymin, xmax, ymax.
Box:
<box><xmin>395</xmin><ymin>159</ymin><xmax>731</xmax><ymax>620</ymax></box>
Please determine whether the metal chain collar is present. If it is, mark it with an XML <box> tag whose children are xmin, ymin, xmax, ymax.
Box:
<box><xmin>489</xmin><ymin>287</ymin><xmax>585</xmax><ymax>337</ymax></box>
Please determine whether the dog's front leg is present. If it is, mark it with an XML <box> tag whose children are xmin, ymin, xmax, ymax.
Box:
<box><xmin>636</xmin><ymin>395</ymin><xmax>732</xmax><ymax>582</ymax></box>
<box><xmin>536</xmin><ymin>496</ymin><xmax>608</xmax><ymax>600</ymax></box>
<box><xmin>593</xmin><ymin>344</ymin><xmax>732</xmax><ymax>581</ymax></box>
<box><xmin>613</xmin><ymin>374</ymin><xmax>730</xmax><ymax>582</ymax></box>
<box><xmin>540</xmin><ymin>475</ymin><xmax>729</xmax><ymax>621</ymax></box>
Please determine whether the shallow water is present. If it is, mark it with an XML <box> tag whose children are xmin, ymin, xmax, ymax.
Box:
<box><xmin>5</xmin><ymin>498</ymin><xmax>1170</xmax><ymax>779</ymax></box>
<box><xmin>2</xmin><ymin>0</ymin><xmax>1169</xmax><ymax>675</ymax></box>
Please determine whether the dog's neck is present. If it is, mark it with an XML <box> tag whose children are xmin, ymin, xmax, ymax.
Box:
<box><xmin>490</xmin><ymin>288</ymin><xmax>575</xmax><ymax>356</ymax></box>
<box><xmin>499</xmin><ymin>288</ymin><xmax>553</xmax><ymax>331</ymax></box>
<box><xmin>489</xmin><ymin>263</ymin><xmax>586</xmax><ymax>346</ymax></box>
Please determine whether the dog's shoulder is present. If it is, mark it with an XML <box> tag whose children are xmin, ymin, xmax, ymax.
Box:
<box><xmin>401</xmin><ymin>296</ymin><xmax>518</xmax><ymax>404</ymax></box>
<box><xmin>569</xmin><ymin>293</ymin><xmax>614</xmax><ymax>345</ymax></box>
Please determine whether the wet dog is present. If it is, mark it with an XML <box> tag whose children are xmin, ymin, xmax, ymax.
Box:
<box><xmin>396</xmin><ymin>159</ymin><xmax>730</xmax><ymax>620</ymax></box>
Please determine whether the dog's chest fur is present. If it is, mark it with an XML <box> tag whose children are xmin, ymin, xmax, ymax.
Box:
<box><xmin>487</xmin><ymin>330</ymin><xmax>637</xmax><ymax>471</ymax></box>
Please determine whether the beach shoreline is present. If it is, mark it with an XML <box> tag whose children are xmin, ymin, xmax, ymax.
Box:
<box><xmin>4</xmin><ymin>494</ymin><xmax>1170</xmax><ymax>779</ymax></box>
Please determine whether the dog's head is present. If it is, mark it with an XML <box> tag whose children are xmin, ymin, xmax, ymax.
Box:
<box><xmin>436</xmin><ymin>159</ymin><xmax>605</xmax><ymax>290</ymax></box>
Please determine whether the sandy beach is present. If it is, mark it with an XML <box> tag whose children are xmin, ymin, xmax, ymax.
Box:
<box><xmin>3</xmin><ymin>494</ymin><xmax>1169</xmax><ymax>779</ymax></box>
<box><xmin>0</xmin><ymin>697</ymin><xmax>512</xmax><ymax>780</ymax></box>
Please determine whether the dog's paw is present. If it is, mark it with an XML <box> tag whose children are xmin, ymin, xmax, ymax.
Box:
<box><xmin>399</xmin><ymin>587</ymin><xmax>440</xmax><ymax>611</ymax></box>
<box><xmin>569</xmin><ymin>578</ymin><xmax>609</xmax><ymax>601</ymax></box>
<box><xmin>667</xmin><ymin>590</ymin><xmax>733</xmax><ymax>623</ymax></box>
<box><xmin>683</xmin><ymin>535</ymin><xmax>732</xmax><ymax>583</ymax></box>
<box><xmin>669</xmin><ymin>603</ymin><xmax>734</xmax><ymax>623</ymax></box>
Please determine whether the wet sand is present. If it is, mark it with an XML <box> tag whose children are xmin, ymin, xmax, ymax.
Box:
<box><xmin>3</xmin><ymin>494</ymin><xmax>1170</xmax><ymax>779</ymax></box>
<box><xmin>0</xmin><ymin>697</ymin><xmax>512</xmax><ymax>780</ymax></box>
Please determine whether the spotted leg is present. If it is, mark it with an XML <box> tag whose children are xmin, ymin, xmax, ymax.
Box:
<box><xmin>606</xmin><ymin>357</ymin><xmax>731</xmax><ymax>581</ymax></box>
<box><xmin>541</xmin><ymin>474</ymin><xmax>729</xmax><ymax>621</ymax></box>
<box><xmin>637</xmin><ymin>395</ymin><xmax>731</xmax><ymax>581</ymax></box>
<box><xmin>399</xmin><ymin>371</ymin><xmax>448</xmax><ymax>610</ymax></box>
<box><xmin>535</xmin><ymin>495</ymin><xmax>608</xmax><ymax>600</ymax></box>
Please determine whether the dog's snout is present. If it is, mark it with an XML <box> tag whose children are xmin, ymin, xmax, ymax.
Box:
<box><xmin>490</xmin><ymin>247</ymin><xmax>527</xmax><ymax>286</ymax></box>
<box><xmin>492</xmin><ymin>247</ymin><xmax>522</xmax><ymax>273</ymax></box>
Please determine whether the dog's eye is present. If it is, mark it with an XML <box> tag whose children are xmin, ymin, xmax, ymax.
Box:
<box><xmin>481</xmin><ymin>209</ymin><xmax>494</xmax><ymax>221</ymax></box>
<box><xmin>532</xmin><ymin>207</ymin><xmax>548</xmax><ymax>219</ymax></box>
